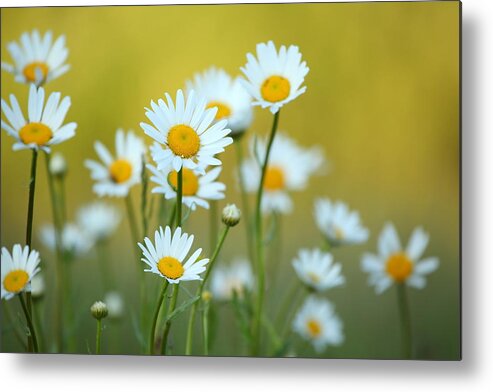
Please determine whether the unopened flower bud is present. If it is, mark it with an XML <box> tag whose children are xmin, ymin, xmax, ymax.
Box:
<box><xmin>49</xmin><ymin>152</ymin><xmax>67</xmax><ymax>178</ymax></box>
<box><xmin>90</xmin><ymin>301</ymin><xmax>108</xmax><ymax>320</ymax></box>
<box><xmin>202</xmin><ymin>290</ymin><xmax>212</xmax><ymax>302</ymax></box>
<box><xmin>222</xmin><ymin>204</ymin><xmax>241</xmax><ymax>227</ymax></box>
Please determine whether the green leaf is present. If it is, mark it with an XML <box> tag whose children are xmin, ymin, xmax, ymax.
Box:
<box><xmin>164</xmin><ymin>295</ymin><xmax>200</xmax><ymax>323</ymax></box>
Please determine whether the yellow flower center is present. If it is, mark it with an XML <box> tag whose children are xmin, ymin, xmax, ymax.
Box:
<box><xmin>307</xmin><ymin>272</ymin><xmax>320</xmax><ymax>284</ymax></box>
<box><xmin>307</xmin><ymin>319</ymin><xmax>322</xmax><ymax>338</ymax></box>
<box><xmin>334</xmin><ymin>227</ymin><xmax>345</xmax><ymax>240</ymax></box>
<box><xmin>386</xmin><ymin>252</ymin><xmax>413</xmax><ymax>282</ymax></box>
<box><xmin>157</xmin><ymin>256</ymin><xmax>184</xmax><ymax>280</ymax></box>
<box><xmin>261</xmin><ymin>75</ymin><xmax>291</xmax><ymax>103</ymax></box>
<box><xmin>19</xmin><ymin>122</ymin><xmax>53</xmax><ymax>146</ymax></box>
<box><xmin>167</xmin><ymin>124</ymin><xmax>200</xmax><ymax>158</ymax></box>
<box><xmin>167</xmin><ymin>168</ymin><xmax>199</xmax><ymax>196</ymax></box>
<box><xmin>264</xmin><ymin>166</ymin><xmax>285</xmax><ymax>191</ymax></box>
<box><xmin>23</xmin><ymin>62</ymin><xmax>49</xmax><ymax>83</ymax></box>
<box><xmin>3</xmin><ymin>270</ymin><xmax>29</xmax><ymax>293</ymax></box>
<box><xmin>109</xmin><ymin>159</ymin><xmax>133</xmax><ymax>183</ymax></box>
<box><xmin>206</xmin><ymin>101</ymin><xmax>231</xmax><ymax>121</ymax></box>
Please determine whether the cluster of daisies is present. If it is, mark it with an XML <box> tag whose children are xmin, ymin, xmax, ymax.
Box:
<box><xmin>1</xmin><ymin>29</ymin><xmax>440</xmax><ymax>357</ymax></box>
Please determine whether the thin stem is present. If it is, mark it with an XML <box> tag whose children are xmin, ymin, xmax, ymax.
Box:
<box><xmin>252</xmin><ymin>110</ymin><xmax>280</xmax><ymax>355</ymax></box>
<box><xmin>202</xmin><ymin>301</ymin><xmax>210</xmax><ymax>356</ymax></box>
<box><xmin>44</xmin><ymin>152</ymin><xmax>65</xmax><ymax>352</ymax></box>
<box><xmin>185</xmin><ymin>225</ymin><xmax>230</xmax><ymax>355</ymax></box>
<box><xmin>397</xmin><ymin>283</ymin><xmax>412</xmax><ymax>359</ymax></box>
<box><xmin>161</xmin><ymin>284</ymin><xmax>179</xmax><ymax>355</ymax></box>
<box><xmin>24</xmin><ymin>149</ymin><xmax>38</xmax><ymax>352</ymax></box>
<box><xmin>234</xmin><ymin>137</ymin><xmax>254</xmax><ymax>263</ymax></box>
<box><xmin>148</xmin><ymin>282</ymin><xmax>169</xmax><ymax>354</ymax></box>
<box><xmin>18</xmin><ymin>294</ymin><xmax>39</xmax><ymax>353</ymax></box>
<box><xmin>176</xmin><ymin>168</ymin><xmax>183</xmax><ymax>228</ymax></box>
<box><xmin>95</xmin><ymin>319</ymin><xmax>102</xmax><ymax>355</ymax></box>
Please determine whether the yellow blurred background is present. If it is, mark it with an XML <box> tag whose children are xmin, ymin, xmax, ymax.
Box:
<box><xmin>1</xmin><ymin>2</ymin><xmax>459</xmax><ymax>359</ymax></box>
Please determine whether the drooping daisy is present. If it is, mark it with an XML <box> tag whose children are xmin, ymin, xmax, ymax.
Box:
<box><xmin>210</xmin><ymin>258</ymin><xmax>255</xmax><ymax>301</ymax></box>
<box><xmin>77</xmin><ymin>201</ymin><xmax>121</xmax><ymax>242</ymax></box>
<box><xmin>147</xmin><ymin>164</ymin><xmax>225</xmax><ymax>210</ymax></box>
<box><xmin>314</xmin><ymin>198</ymin><xmax>369</xmax><ymax>247</ymax></box>
<box><xmin>361</xmin><ymin>223</ymin><xmax>440</xmax><ymax>294</ymax></box>
<box><xmin>292</xmin><ymin>248</ymin><xmax>345</xmax><ymax>292</ymax></box>
<box><xmin>39</xmin><ymin>222</ymin><xmax>93</xmax><ymax>256</ymax></box>
<box><xmin>186</xmin><ymin>67</ymin><xmax>253</xmax><ymax>136</ymax></box>
<box><xmin>85</xmin><ymin>129</ymin><xmax>146</xmax><ymax>197</ymax></box>
<box><xmin>140</xmin><ymin>89</ymin><xmax>233</xmax><ymax>174</ymax></box>
<box><xmin>241</xmin><ymin>133</ymin><xmax>324</xmax><ymax>214</ymax></box>
<box><xmin>1</xmin><ymin>245</ymin><xmax>41</xmax><ymax>301</ymax></box>
<box><xmin>240</xmin><ymin>41</ymin><xmax>309</xmax><ymax>114</ymax></box>
<box><xmin>292</xmin><ymin>296</ymin><xmax>344</xmax><ymax>353</ymax></box>
<box><xmin>138</xmin><ymin>226</ymin><xmax>209</xmax><ymax>284</ymax></box>
<box><xmin>1</xmin><ymin>30</ymin><xmax>69</xmax><ymax>86</ymax></box>
<box><xmin>1</xmin><ymin>84</ymin><xmax>76</xmax><ymax>152</ymax></box>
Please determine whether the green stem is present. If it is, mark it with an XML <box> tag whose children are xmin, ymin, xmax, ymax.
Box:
<box><xmin>397</xmin><ymin>283</ymin><xmax>412</xmax><ymax>359</ymax></box>
<box><xmin>44</xmin><ymin>152</ymin><xmax>65</xmax><ymax>352</ymax></box>
<box><xmin>148</xmin><ymin>282</ymin><xmax>169</xmax><ymax>354</ymax></box>
<box><xmin>185</xmin><ymin>225</ymin><xmax>230</xmax><ymax>355</ymax></box>
<box><xmin>18</xmin><ymin>294</ymin><xmax>39</xmax><ymax>353</ymax></box>
<box><xmin>176</xmin><ymin>168</ymin><xmax>183</xmax><ymax>228</ymax></box>
<box><xmin>24</xmin><ymin>149</ymin><xmax>38</xmax><ymax>352</ymax></box>
<box><xmin>161</xmin><ymin>284</ymin><xmax>179</xmax><ymax>355</ymax></box>
<box><xmin>202</xmin><ymin>301</ymin><xmax>210</xmax><ymax>356</ymax></box>
<box><xmin>95</xmin><ymin>319</ymin><xmax>102</xmax><ymax>354</ymax></box>
<box><xmin>234</xmin><ymin>138</ymin><xmax>254</xmax><ymax>263</ymax></box>
<box><xmin>252</xmin><ymin>110</ymin><xmax>280</xmax><ymax>355</ymax></box>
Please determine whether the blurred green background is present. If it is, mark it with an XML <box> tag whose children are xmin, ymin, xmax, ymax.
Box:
<box><xmin>1</xmin><ymin>2</ymin><xmax>459</xmax><ymax>359</ymax></box>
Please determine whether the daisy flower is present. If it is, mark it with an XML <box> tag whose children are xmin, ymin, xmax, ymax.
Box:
<box><xmin>1</xmin><ymin>245</ymin><xmax>41</xmax><ymax>301</ymax></box>
<box><xmin>210</xmin><ymin>258</ymin><xmax>255</xmax><ymax>301</ymax></box>
<box><xmin>241</xmin><ymin>133</ymin><xmax>324</xmax><ymax>214</ymax></box>
<box><xmin>39</xmin><ymin>222</ymin><xmax>93</xmax><ymax>256</ymax></box>
<box><xmin>77</xmin><ymin>201</ymin><xmax>122</xmax><ymax>242</ymax></box>
<box><xmin>240</xmin><ymin>40</ymin><xmax>309</xmax><ymax>114</ymax></box>
<box><xmin>292</xmin><ymin>296</ymin><xmax>344</xmax><ymax>353</ymax></box>
<box><xmin>314</xmin><ymin>198</ymin><xmax>369</xmax><ymax>247</ymax></box>
<box><xmin>147</xmin><ymin>164</ymin><xmax>225</xmax><ymax>210</ymax></box>
<box><xmin>292</xmin><ymin>248</ymin><xmax>345</xmax><ymax>292</ymax></box>
<box><xmin>1</xmin><ymin>84</ymin><xmax>76</xmax><ymax>152</ymax></box>
<box><xmin>85</xmin><ymin>129</ymin><xmax>146</xmax><ymax>197</ymax></box>
<box><xmin>361</xmin><ymin>223</ymin><xmax>440</xmax><ymax>294</ymax></box>
<box><xmin>104</xmin><ymin>291</ymin><xmax>124</xmax><ymax>319</ymax></box>
<box><xmin>138</xmin><ymin>226</ymin><xmax>209</xmax><ymax>284</ymax></box>
<box><xmin>140</xmin><ymin>89</ymin><xmax>233</xmax><ymax>174</ymax></box>
<box><xmin>186</xmin><ymin>67</ymin><xmax>253</xmax><ymax>136</ymax></box>
<box><xmin>1</xmin><ymin>30</ymin><xmax>69</xmax><ymax>86</ymax></box>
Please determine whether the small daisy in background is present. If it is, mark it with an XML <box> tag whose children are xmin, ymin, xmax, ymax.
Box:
<box><xmin>240</xmin><ymin>40</ymin><xmax>309</xmax><ymax>114</ymax></box>
<box><xmin>77</xmin><ymin>201</ymin><xmax>122</xmax><ymax>243</ymax></box>
<box><xmin>210</xmin><ymin>258</ymin><xmax>255</xmax><ymax>301</ymax></box>
<box><xmin>361</xmin><ymin>223</ymin><xmax>439</xmax><ymax>294</ymax></box>
<box><xmin>241</xmin><ymin>133</ymin><xmax>324</xmax><ymax>214</ymax></box>
<box><xmin>1</xmin><ymin>84</ymin><xmax>76</xmax><ymax>152</ymax></box>
<box><xmin>147</xmin><ymin>164</ymin><xmax>225</xmax><ymax>211</ymax></box>
<box><xmin>186</xmin><ymin>67</ymin><xmax>253</xmax><ymax>137</ymax></box>
<box><xmin>292</xmin><ymin>248</ymin><xmax>345</xmax><ymax>292</ymax></box>
<box><xmin>31</xmin><ymin>273</ymin><xmax>45</xmax><ymax>300</ymax></box>
<box><xmin>1</xmin><ymin>30</ymin><xmax>69</xmax><ymax>86</ymax></box>
<box><xmin>292</xmin><ymin>296</ymin><xmax>344</xmax><ymax>353</ymax></box>
<box><xmin>314</xmin><ymin>198</ymin><xmax>369</xmax><ymax>247</ymax></box>
<box><xmin>104</xmin><ymin>291</ymin><xmax>124</xmax><ymax>319</ymax></box>
<box><xmin>140</xmin><ymin>89</ymin><xmax>233</xmax><ymax>173</ymax></box>
<box><xmin>138</xmin><ymin>226</ymin><xmax>209</xmax><ymax>284</ymax></box>
<box><xmin>39</xmin><ymin>222</ymin><xmax>93</xmax><ymax>257</ymax></box>
<box><xmin>1</xmin><ymin>245</ymin><xmax>41</xmax><ymax>301</ymax></box>
<box><xmin>85</xmin><ymin>129</ymin><xmax>146</xmax><ymax>197</ymax></box>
